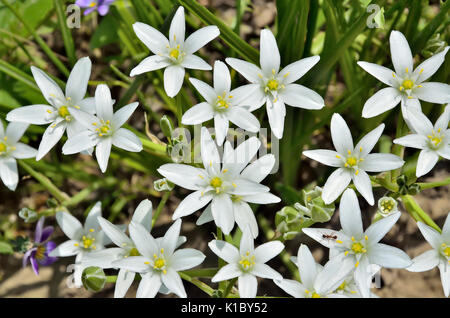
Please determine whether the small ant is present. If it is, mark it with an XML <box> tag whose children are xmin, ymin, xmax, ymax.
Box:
<box><xmin>322</xmin><ymin>233</ymin><xmax>338</xmax><ymax>240</ymax></box>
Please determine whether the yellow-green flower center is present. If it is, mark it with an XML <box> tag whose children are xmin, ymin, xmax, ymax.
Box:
<box><xmin>231</xmin><ymin>195</ymin><xmax>242</xmax><ymax>203</ymax></box>
<box><xmin>401</xmin><ymin>79</ymin><xmax>414</xmax><ymax>90</ymax></box>
<box><xmin>346</xmin><ymin>157</ymin><xmax>358</xmax><ymax>167</ymax></box>
<box><xmin>154</xmin><ymin>258</ymin><xmax>165</xmax><ymax>269</ymax></box>
<box><xmin>239</xmin><ymin>252</ymin><xmax>255</xmax><ymax>270</ymax></box>
<box><xmin>82</xmin><ymin>235</ymin><xmax>96</xmax><ymax>250</ymax></box>
<box><xmin>216</xmin><ymin>95</ymin><xmax>230</xmax><ymax>109</ymax></box>
<box><xmin>129</xmin><ymin>247</ymin><xmax>140</xmax><ymax>257</ymax></box>
<box><xmin>210</xmin><ymin>177</ymin><xmax>222</xmax><ymax>188</ymax></box>
<box><xmin>427</xmin><ymin>130</ymin><xmax>443</xmax><ymax>148</ymax></box>
<box><xmin>93</xmin><ymin>120</ymin><xmax>112</xmax><ymax>137</ymax></box>
<box><xmin>58</xmin><ymin>106</ymin><xmax>70</xmax><ymax>119</ymax></box>
<box><xmin>170</xmin><ymin>48</ymin><xmax>180</xmax><ymax>59</ymax></box>
<box><xmin>0</xmin><ymin>142</ymin><xmax>6</xmax><ymax>153</ymax></box>
<box><xmin>337</xmin><ymin>281</ymin><xmax>346</xmax><ymax>291</ymax></box>
<box><xmin>266</xmin><ymin>79</ymin><xmax>279</xmax><ymax>91</ymax></box>
<box><xmin>311</xmin><ymin>292</ymin><xmax>321</xmax><ymax>298</ymax></box>
<box><xmin>380</xmin><ymin>199</ymin><xmax>395</xmax><ymax>213</ymax></box>
<box><xmin>351</xmin><ymin>242</ymin><xmax>365</xmax><ymax>253</ymax></box>
<box><xmin>443</xmin><ymin>244</ymin><xmax>450</xmax><ymax>257</ymax></box>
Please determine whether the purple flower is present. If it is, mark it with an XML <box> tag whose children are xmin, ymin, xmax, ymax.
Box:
<box><xmin>23</xmin><ymin>217</ymin><xmax>57</xmax><ymax>275</ymax></box>
<box><xmin>75</xmin><ymin>0</ymin><xmax>115</xmax><ymax>16</ymax></box>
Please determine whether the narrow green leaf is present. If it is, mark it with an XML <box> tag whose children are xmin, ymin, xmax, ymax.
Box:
<box><xmin>54</xmin><ymin>0</ymin><xmax>76</xmax><ymax>66</ymax></box>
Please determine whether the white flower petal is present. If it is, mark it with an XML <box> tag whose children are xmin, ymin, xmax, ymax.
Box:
<box><xmin>0</xmin><ymin>157</ymin><xmax>18</xmax><ymax>191</ymax></box>
<box><xmin>49</xmin><ymin>240</ymin><xmax>80</xmax><ymax>257</ymax></box>
<box><xmin>5</xmin><ymin>122</ymin><xmax>28</xmax><ymax>144</ymax></box>
<box><xmin>226</xmin><ymin>57</ymin><xmax>262</xmax><ymax>83</ymax></box>
<box><xmin>296</xmin><ymin>244</ymin><xmax>317</xmax><ymax>289</ymax></box>
<box><xmin>196</xmin><ymin>204</ymin><xmax>213</xmax><ymax>226</ymax></box>
<box><xmin>164</xmin><ymin>65</ymin><xmax>185</xmax><ymax>98</ymax></box>
<box><xmin>417</xmin><ymin>221</ymin><xmax>442</xmax><ymax>250</ymax></box>
<box><xmin>182</xmin><ymin>102</ymin><xmax>214</xmax><ymax>125</ymax></box>
<box><xmin>212</xmin><ymin>60</ymin><xmax>231</xmax><ymax>94</ymax></box>
<box><xmin>171</xmin><ymin>248</ymin><xmax>205</xmax><ymax>271</ymax></box>
<box><xmin>31</xmin><ymin>66</ymin><xmax>65</xmax><ymax>104</ymax></box>
<box><xmin>169</xmin><ymin>6</ymin><xmax>185</xmax><ymax>44</ymax></box>
<box><xmin>233</xmin><ymin>201</ymin><xmax>258</xmax><ymax>238</ymax></box>
<box><xmin>241</xmin><ymin>192</ymin><xmax>280</xmax><ymax>204</ymax></box>
<box><xmin>231</xmin><ymin>84</ymin><xmax>266</xmax><ymax>111</ymax></box>
<box><xmin>393</xmin><ymin>134</ymin><xmax>428</xmax><ymax>150</ymax></box>
<box><xmin>211</xmin><ymin>194</ymin><xmax>235</xmax><ymax>235</ymax></box>
<box><xmin>114</xmin><ymin>256</ymin><xmax>151</xmax><ymax>273</ymax></box>
<box><xmin>405</xmin><ymin>107</ymin><xmax>434</xmax><ymax>135</ymax></box>
<box><xmin>129</xmin><ymin>224</ymin><xmax>158</xmax><ymax>262</ymax></box>
<box><xmin>6</xmin><ymin>105</ymin><xmax>55</xmax><ymax>125</ymax></box>
<box><xmin>321</xmin><ymin>168</ymin><xmax>352</xmax><ymax>204</ymax></box>
<box><xmin>414</xmin><ymin>82</ymin><xmax>450</xmax><ymax>104</ymax></box>
<box><xmin>181</xmin><ymin>54</ymin><xmax>211</xmax><ymax>70</ymax></box>
<box><xmin>239</xmin><ymin>227</ymin><xmax>254</xmax><ymax>255</ymax></box>
<box><xmin>416</xmin><ymin>149</ymin><xmax>439</xmax><ymax>177</ymax></box>
<box><xmin>442</xmin><ymin>212</ymin><xmax>450</xmax><ymax>241</ymax></box>
<box><xmin>362</xmin><ymin>87</ymin><xmax>402</xmax><ymax>118</ymax></box>
<box><xmin>279</xmin><ymin>55</ymin><xmax>320</xmax><ymax>84</ymax></box>
<box><xmin>339</xmin><ymin>188</ymin><xmax>364</xmax><ymax>238</ymax></box>
<box><xmin>352</xmin><ymin>170</ymin><xmax>374</xmax><ymax>205</ymax></box>
<box><xmin>301</xmin><ymin>228</ymin><xmax>346</xmax><ymax>248</ymax></box>
<box><xmin>84</xmin><ymin>201</ymin><xmax>102</xmax><ymax>232</ymax></box>
<box><xmin>230</xmin><ymin>179</ymin><xmax>269</xmax><ymax>196</ymax></box>
<box><xmin>260</xmin><ymin>29</ymin><xmax>280</xmax><ymax>75</ymax></box>
<box><xmin>238</xmin><ymin>273</ymin><xmax>258</xmax><ymax>298</ymax></box>
<box><xmin>114</xmin><ymin>269</ymin><xmax>136</xmax><ymax>298</ymax></box>
<box><xmin>222</xmin><ymin>136</ymin><xmax>260</xmax><ymax>175</ymax></box>
<box><xmin>112</xmin><ymin>128</ymin><xmax>143</xmax><ymax>152</ymax></box>
<box><xmin>361</xmin><ymin>153</ymin><xmax>404</xmax><ymax>172</ymax></box>
<box><xmin>252</xmin><ymin>263</ymin><xmax>282</xmax><ymax>280</ymax></box>
<box><xmin>184</xmin><ymin>25</ymin><xmax>220</xmax><ymax>54</ymax></box>
<box><xmin>161</xmin><ymin>219</ymin><xmax>181</xmax><ymax>257</ymax></box>
<box><xmin>136</xmin><ymin>273</ymin><xmax>162</xmax><ymax>298</ymax></box>
<box><xmin>95</xmin><ymin>138</ymin><xmax>112</xmax><ymax>173</ymax></box>
<box><xmin>189</xmin><ymin>78</ymin><xmax>217</xmax><ymax>104</ymax></box>
<box><xmin>132</xmin><ymin>22</ymin><xmax>169</xmax><ymax>55</ymax></box>
<box><xmin>354</xmin><ymin>256</ymin><xmax>371</xmax><ymax>298</ymax></box>
<box><xmin>98</xmin><ymin>217</ymin><xmax>131</xmax><ymax>248</ymax></box>
<box><xmin>214</xmin><ymin>113</ymin><xmax>229</xmax><ymax>146</ymax></box>
<box><xmin>130</xmin><ymin>55</ymin><xmax>170</xmax><ymax>77</ymax></box>
<box><xmin>355</xmin><ymin>124</ymin><xmax>384</xmax><ymax>157</ymax></box>
<box><xmin>161</xmin><ymin>268</ymin><xmax>187</xmax><ymax>298</ymax></box>
<box><xmin>172</xmin><ymin>190</ymin><xmax>213</xmax><ymax>219</ymax></box>
<box><xmin>158</xmin><ymin>163</ymin><xmax>207</xmax><ymax>191</ymax></box>
<box><xmin>357</xmin><ymin>61</ymin><xmax>395</xmax><ymax>86</ymax></box>
<box><xmin>112</xmin><ymin>102</ymin><xmax>139</xmax><ymax>128</ymax></box>
<box><xmin>240</xmin><ymin>154</ymin><xmax>275</xmax><ymax>183</ymax></box>
<box><xmin>208</xmin><ymin>240</ymin><xmax>240</xmax><ymax>264</ymax></box>
<box><xmin>274</xmin><ymin>279</ymin><xmax>305</xmax><ymax>298</ymax></box>
<box><xmin>62</xmin><ymin>130</ymin><xmax>97</xmax><ymax>155</ymax></box>
<box><xmin>389</xmin><ymin>30</ymin><xmax>413</xmax><ymax>76</ymax></box>
<box><xmin>414</xmin><ymin>46</ymin><xmax>449</xmax><ymax>83</ymax></box>
<box><xmin>302</xmin><ymin>149</ymin><xmax>343</xmax><ymax>167</ymax></box>
<box><xmin>254</xmin><ymin>241</ymin><xmax>284</xmax><ymax>264</ymax></box>
<box><xmin>266</xmin><ymin>99</ymin><xmax>286</xmax><ymax>139</ymax></box>
<box><xmin>407</xmin><ymin>249</ymin><xmax>440</xmax><ymax>272</ymax></box>
<box><xmin>212</xmin><ymin>263</ymin><xmax>242</xmax><ymax>282</ymax></box>
<box><xmin>11</xmin><ymin>143</ymin><xmax>37</xmax><ymax>159</ymax></box>
<box><xmin>368</xmin><ymin>243</ymin><xmax>412</xmax><ymax>268</ymax></box>
<box><xmin>55</xmin><ymin>211</ymin><xmax>83</xmax><ymax>240</ymax></box>
<box><xmin>66</xmin><ymin>57</ymin><xmax>91</xmax><ymax>102</ymax></box>
<box><xmin>280</xmin><ymin>84</ymin><xmax>324</xmax><ymax>110</ymax></box>
<box><xmin>438</xmin><ymin>263</ymin><xmax>450</xmax><ymax>297</ymax></box>
<box><xmin>132</xmin><ymin>199</ymin><xmax>153</xmax><ymax>232</ymax></box>
<box><xmin>95</xmin><ymin>84</ymin><xmax>114</xmax><ymax>121</ymax></box>
<box><xmin>227</xmin><ymin>106</ymin><xmax>260</xmax><ymax>132</ymax></box>
<box><xmin>365</xmin><ymin>212</ymin><xmax>400</xmax><ymax>244</ymax></box>
<box><xmin>36</xmin><ymin>121</ymin><xmax>66</xmax><ymax>160</ymax></box>
<box><xmin>330</xmin><ymin>113</ymin><xmax>353</xmax><ymax>155</ymax></box>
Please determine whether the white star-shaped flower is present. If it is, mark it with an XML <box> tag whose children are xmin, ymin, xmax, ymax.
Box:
<box><xmin>393</xmin><ymin>106</ymin><xmax>449</xmax><ymax>177</ymax></box>
<box><xmin>209</xmin><ymin>226</ymin><xmax>284</xmax><ymax>298</ymax></box>
<box><xmin>303</xmin><ymin>113</ymin><xmax>404</xmax><ymax>205</ymax></box>
<box><xmin>6</xmin><ymin>57</ymin><xmax>95</xmax><ymax>160</ymax></box>
<box><xmin>62</xmin><ymin>84</ymin><xmax>142</xmax><ymax>173</ymax></box>
<box><xmin>182</xmin><ymin>60</ymin><xmax>260</xmax><ymax>145</ymax></box>
<box><xmin>302</xmin><ymin>188</ymin><xmax>412</xmax><ymax>297</ymax></box>
<box><xmin>49</xmin><ymin>202</ymin><xmax>111</xmax><ymax>287</ymax></box>
<box><xmin>158</xmin><ymin>127</ymin><xmax>275</xmax><ymax>235</ymax></box>
<box><xmin>407</xmin><ymin>213</ymin><xmax>450</xmax><ymax>297</ymax></box>
<box><xmin>0</xmin><ymin>121</ymin><xmax>37</xmax><ymax>190</ymax></box>
<box><xmin>226</xmin><ymin>29</ymin><xmax>324</xmax><ymax>139</ymax></box>
<box><xmin>358</xmin><ymin>30</ymin><xmax>450</xmax><ymax>122</ymax></box>
<box><xmin>274</xmin><ymin>244</ymin><xmax>352</xmax><ymax>298</ymax></box>
<box><xmin>112</xmin><ymin>219</ymin><xmax>205</xmax><ymax>298</ymax></box>
<box><xmin>130</xmin><ymin>6</ymin><xmax>220</xmax><ymax>97</ymax></box>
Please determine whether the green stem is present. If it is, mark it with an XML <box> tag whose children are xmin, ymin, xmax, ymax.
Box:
<box><xmin>19</xmin><ymin>160</ymin><xmax>70</xmax><ymax>203</ymax></box>
<box><xmin>179</xmin><ymin>272</ymin><xmax>215</xmax><ymax>296</ymax></box>
<box><xmin>151</xmin><ymin>191</ymin><xmax>171</xmax><ymax>227</ymax></box>
<box><xmin>223</xmin><ymin>277</ymin><xmax>237</xmax><ymax>298</ymax></box>
<box><xmin>400</xmin><ymin>195</ymin><xmax>441</xmax><ymax>233</ymax></box>
<box><xmin>418</xmin><ymin>177</ymin><xmax>450</xmax><ymax>190</ymax></box>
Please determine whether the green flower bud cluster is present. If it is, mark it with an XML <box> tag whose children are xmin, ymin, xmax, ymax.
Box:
<box><xmin>275</xmin><ymin>187</ymin><xmax>335</xmax><ymax>240</ymax></box>
<box><xmin>154</xmin><ymin>178</ymin><xmax>174</xmax><ymax>192</ymax></box>
<box><xmin>18</xmin><ymin>208</ymin><xmax>38</xmax><ymax>223</ymax></box>
<box><xmin>396</xmin><ymin>175</ymin><xmax>420</xmax><ymax>195</ymax></box>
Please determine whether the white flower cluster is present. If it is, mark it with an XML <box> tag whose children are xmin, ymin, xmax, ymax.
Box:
<box><xmin>4</xmin><ymin>5</ymin><xmax>450</xmax><ymax>298</ymax></box>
